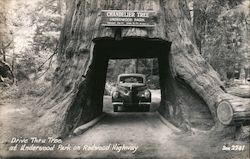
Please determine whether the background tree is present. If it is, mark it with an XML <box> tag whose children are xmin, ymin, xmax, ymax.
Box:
<box><xmin>193</xmin><ymin>0</ymin><xmax>249</xmax><ymax>83</ymax></box>
<box><xmin>4</xmin><ymin>0</ymin><xmax>66</xmax><ymax>82</ymax></box>
<box><xmin>106</xmin><ymin>59</ymin><xmax>159</xmax><ymax>89</ymax></box>
<box><xmin>0</xmin><ymin>0</ymin><xmax>13</xmax><ymax>62</ymax></box>
<box><xmin>0</xmin><ymin>0</ymin><xmax>14</xmax><ymax>85</ymax></box>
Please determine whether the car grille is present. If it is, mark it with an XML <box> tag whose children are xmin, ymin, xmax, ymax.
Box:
<box><xmin>131</xmin><ymin>88</ymin><xmax>139</xmax><ymax>103</ymax></box>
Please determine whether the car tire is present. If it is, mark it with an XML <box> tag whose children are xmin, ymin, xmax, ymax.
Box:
<box><xmin>113</xmin><ymin>105</ymin><xmax>118</xmax><ymax>112</ymax></box>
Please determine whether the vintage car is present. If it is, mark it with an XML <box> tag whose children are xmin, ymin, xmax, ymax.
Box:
<box><xmin>112</xmin><ymin>73</ymin><xmax>151</xmax><ymax>112</ymax></box>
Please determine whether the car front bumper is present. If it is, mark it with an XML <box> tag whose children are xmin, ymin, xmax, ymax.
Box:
<box><xmin>112</xmin><ymin>101</ymin><xmax>151</xmax><ymax>106</ymax></box>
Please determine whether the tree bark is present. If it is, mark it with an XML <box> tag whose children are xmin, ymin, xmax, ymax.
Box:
<box><xmin>0</xmin><ymin>60</ymin><xmax>14</xmax><ymax>84</ymax></box>
<box><xmin>32</xmin><ymin>0</ymin><xmax>249</xmax><ymax>138</ymax></box>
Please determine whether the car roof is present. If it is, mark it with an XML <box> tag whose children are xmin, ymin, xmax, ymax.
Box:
<box><xmin>118</xmin><ymin>73</ymin><xmax>145</xmax><ymax>78</ymax></box>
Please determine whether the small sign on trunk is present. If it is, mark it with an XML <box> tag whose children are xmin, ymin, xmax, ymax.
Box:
<box><xmin>101</xmin><ymin>10</ymin><xmax>156</xmax><ymax>27</ymax></box>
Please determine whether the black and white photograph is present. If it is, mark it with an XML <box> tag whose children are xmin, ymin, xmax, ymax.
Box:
<box><xmin>0</xmin><ymin>0</ymin><xmax>249</xmax><ymax>158</ymax></box>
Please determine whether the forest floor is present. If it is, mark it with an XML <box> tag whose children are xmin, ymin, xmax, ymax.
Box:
<box><xmin>0</xmin><ymin>86</ymin><xmax>249</xmax><ymax>159</ymax></box>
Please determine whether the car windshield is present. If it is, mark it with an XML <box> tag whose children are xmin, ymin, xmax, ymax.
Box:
<box><xmin>119</xmin><ymin>76</ymin><xmax>144</xmax><ymax>84</ymax></box>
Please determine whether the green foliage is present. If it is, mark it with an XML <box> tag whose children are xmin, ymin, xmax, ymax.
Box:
<box><xmin>106</xmin><ymin>59</ymin><xmax>159</xmax><ymax>89</ymax></box>
<box><xmin>32</xmin><ymin>0</ymin><xmax>64</xmax><ymax>54</ymax></box>
<box><xmin>0</xmin><ymin>80</ymin><xmax>48</xmax><ymax>100</ymax></box>
<box><xmin>0</xmin><ymin>0</ymin><xmax>13</xmax><ymax>61</ymax></box>
<box><xmin>2</xmin><ymin>0</ymin><xmax>66</xmax><ymax>82</ymax></box>
<box><xmin>194</xmin><ymin>0</ymin><xmax>248</xmax><ymax>81</ymax></box>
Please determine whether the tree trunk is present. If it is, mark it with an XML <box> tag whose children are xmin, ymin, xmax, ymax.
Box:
<box><xmin>193</xmin><ymin>0</ymin><xmax>207</xmax><ymax>54</ymax></box>
<box><xmin>3</xmin><ymin>51</ymin><xmax>6</xmax><ymax>62</ymax></box>
<box><xmin>32</xmin><ymin>0</ymin><xmax>249</xmax><ymax>138</ymax></box>
<box><xmin>1</xmin><ymin>43</ymin><xmax>6</xmax><ymax>62</ymax></box>
<box><xmin>0</xmin><ymin>60</ymin><xmax>14</xmax><ymax>84</ymax></box>
<box><xmin>217</xmin><ymin>94</ymin><xmax>250</xmax><ymax>125</ymax></box>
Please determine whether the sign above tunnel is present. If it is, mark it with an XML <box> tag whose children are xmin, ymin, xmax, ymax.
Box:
<box><xmin>101</xmin><ymin>10</ymin><xmax>156</xmax><ymax>27</ymax></box>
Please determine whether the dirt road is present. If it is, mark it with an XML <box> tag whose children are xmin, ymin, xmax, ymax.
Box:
<box><xmin>0</xmin><ymin>94</ymin><xmax>249</xmax><ymax>159</ymax></box>
<box><xmin>41</xmin><ymin>96</ymin><xmax>250</xmax><ymax>158</ymax></box>
<box><xmin>55</xmin><ymin>112</ymin><xmax>193</xmax><ymax>159</ymax></box>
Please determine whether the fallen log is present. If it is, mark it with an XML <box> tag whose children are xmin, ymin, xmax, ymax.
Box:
<box><xmin>226</xmin><ymin>85</ymin><xmax>250</xmax><ymax>98</ymax></box>
<box><xmin>217</xmin><ymin>94</ymin><xmax>250</xmax><ymax>125</ymax></box>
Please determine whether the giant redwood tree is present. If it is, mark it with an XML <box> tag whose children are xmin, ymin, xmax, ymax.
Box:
<box><xmin>33</xmin><ymin>0</ymin><xmax>250</xmax><ymax>138</ymax></box>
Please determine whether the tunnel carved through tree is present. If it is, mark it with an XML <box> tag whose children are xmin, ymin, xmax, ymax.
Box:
<box><xmin>33</xmin><ymin>0</ymin><xmax>250</xmax><ymax>138</ymax></box>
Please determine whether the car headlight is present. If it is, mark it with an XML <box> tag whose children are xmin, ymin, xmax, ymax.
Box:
<box><xmin>112</xmin><ymin>91</ymin><xmax>119</xmax><ymax>99</ymax></box>
<box><xmin>144</xmin><ymin>90</ymin><xmax>151</xmax><ymax>99</ymax></box>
